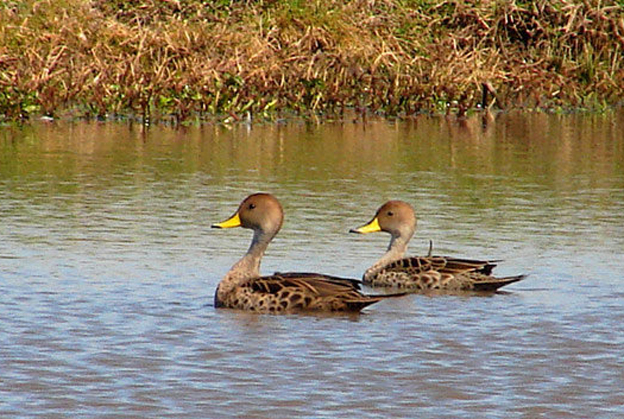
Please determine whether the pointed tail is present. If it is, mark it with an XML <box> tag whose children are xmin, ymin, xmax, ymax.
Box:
<box><xmin>346</xmin><ymin>292</ymin><xmax>408</xmax><ymax>311</ymax></box>
<box><xmin>473</xmin><ymin>274</ymin><xmax>527</xmax><ymax>292</ymax></box>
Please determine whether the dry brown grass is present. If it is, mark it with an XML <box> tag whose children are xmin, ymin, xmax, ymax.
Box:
<box><xmin>1</xmin><ymin>0</ymin><xmax>623</xmax><ymax>123</ymax></box>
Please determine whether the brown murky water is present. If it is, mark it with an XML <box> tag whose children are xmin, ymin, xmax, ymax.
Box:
<box><xmin>1</xmin><ymin>112</ymin><xmax>624</xmax><ymax>418</ymax></box>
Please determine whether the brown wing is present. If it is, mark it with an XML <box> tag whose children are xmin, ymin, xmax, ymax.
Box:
<box><xmin>383</xmin><ymin>256</ymin><xmax>498</xmax><ymax>276</ymax></box>
<box><xmin>441</xmin><ymin>257</ymin><xmax>499</xmax><ymax>275</ymax></box>
<box><xmin>272</xmin><ymin>272</ymin><xmax>363</xmax><ymax>290</ymax></box>
<box><xmin>246</xmin><ymin>272</ymin><xmax>402</xmax><ymax>312</ymax></box>
<box><xmin>425</xmin><ymin>257</ymin><xmax>526</xmax><ymax>291</ymax></box>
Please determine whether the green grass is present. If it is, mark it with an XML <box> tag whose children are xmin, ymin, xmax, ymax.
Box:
<box><xmin>1</xmin><ymin>0</ymin><xmax>622</xmax><ymax>123</ymax></box>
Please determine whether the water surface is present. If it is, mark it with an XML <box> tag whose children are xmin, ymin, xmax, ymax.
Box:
<box><xmin>1</xmin><ymin>112</ymin><xmax>624</xmax><ymax>418</ymax></box>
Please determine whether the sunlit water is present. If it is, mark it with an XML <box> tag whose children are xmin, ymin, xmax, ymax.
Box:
<box><xmin>1</xmin><ymin>112</ymin><xmax>623</xmax><ymax>418</ymax></box>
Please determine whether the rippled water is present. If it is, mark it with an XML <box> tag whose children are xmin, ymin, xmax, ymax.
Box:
<box><xmin>1</xmin><ymin>112</ymin><xmax>624</xmax><ymax>418</ymax></box>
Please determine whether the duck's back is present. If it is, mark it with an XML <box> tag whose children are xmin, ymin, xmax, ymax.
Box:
<box><xmin>218</xmin><ymin>272</ymin><xmax>387</xmax><ymax>312</ymax></box>
<box><xmin>365</xmin><ymin>256</ymin><xmax>524</xmax><ymax>291</ymax></box>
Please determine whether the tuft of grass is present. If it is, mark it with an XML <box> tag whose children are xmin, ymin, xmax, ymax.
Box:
<box><xmin>0</xmin><ymin>0</ymin><xmax>623</xmax><ymax>123</ymax></box>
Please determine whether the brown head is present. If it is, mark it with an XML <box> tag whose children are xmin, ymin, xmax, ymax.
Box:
<box><xmin>350</xmin><ymin>200</ymin><xmax>417</xmax><ymax>240</ymax></box>
<box><xmin>212</xmin><ymin>193</ymin><xmax>284</xmax><ymax>238</ymax></box>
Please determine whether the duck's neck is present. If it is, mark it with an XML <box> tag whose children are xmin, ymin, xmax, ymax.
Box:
<box><xmin>216</xmin><ymin>230</ymin><xmax>271</xmax><ymax>303</ymax></box>
<box><xmin>363</xmin><ymin>234</ymin><xmax>409</xmax><ymax>281</ymax></box>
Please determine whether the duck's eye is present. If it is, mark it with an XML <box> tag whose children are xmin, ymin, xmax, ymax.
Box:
<box><xmin>387</xmin><ymin>211</ymin><xmax>394</xmax><ymax>216</ymax></box>
<box><xmin>249</xmin><ymin>203</ymin><xmax>256</xmax><ymax>210</ymax></box>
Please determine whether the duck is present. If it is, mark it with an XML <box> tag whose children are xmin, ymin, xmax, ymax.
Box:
<box><xmin>212</xmin><ymin>193</ymin><xmax>404</xmax><ymax>312</ymax></box>
<box><xmin>350</xmin><ymin>200</ymin><xmax>526</xmax><ymax>291</ymax></box>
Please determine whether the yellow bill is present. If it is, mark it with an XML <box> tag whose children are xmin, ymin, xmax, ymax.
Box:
<box><xmin>350</xmin><ymin>217</ymin><xmax>381</xmax><ymax>234</ymax></box>
<box><xmin>212</xmin><ymin>212</ymin><xmax>242</xmax><ymax>229</ymax></box>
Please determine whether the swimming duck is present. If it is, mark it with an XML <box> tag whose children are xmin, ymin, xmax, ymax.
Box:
<box><xmin>350</xmin><ymin>200</ymin><xmax>525</xmax><ymax>291</ymax></box>
<box><xmin>212</xmin><ymin>193</ymin><xmax>403</xmax><ymax>312</ymax></box>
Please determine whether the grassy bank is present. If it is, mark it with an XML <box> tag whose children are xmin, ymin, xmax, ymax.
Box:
<box><xmin>1</xmin><ymin>0</ymin><xmax>623</xmax><ymax>123</ymax></box>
